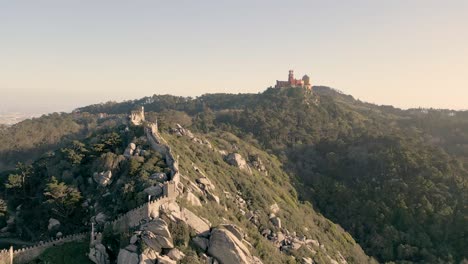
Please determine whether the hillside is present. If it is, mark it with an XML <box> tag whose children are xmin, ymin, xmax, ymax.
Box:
<box><xmin>0</xmin><ymin>87</ymin><xmax>466</xmax><ymax>263</ymax></box>
<box><xmin>0</xmin><ymin>110</ymin><xmax>374</xmax><ymax>264</ymax></box>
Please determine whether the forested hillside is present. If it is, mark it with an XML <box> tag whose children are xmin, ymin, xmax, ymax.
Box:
<box><xmin>0</xmin><ymin>113</ymin><xmax>126</xmax><ymax>171</ymax></box>
<box><xmin>0</xmin><ymin>112</ymin><xmax>374</xmax><ymax>264</ymax></box>
<box><xmin>0</xmin><ymin>87</ymin><xmax>466</xmax><ymax>263</ymax></box>
<box><xmin>76</xmin><ymin>87</ymin><xmax>467</xmax><ymax>263</ymax></box>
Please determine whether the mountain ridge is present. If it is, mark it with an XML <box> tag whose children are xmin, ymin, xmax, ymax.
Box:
<box><xmin>0</xmin><ymin>86</ymin><xmax>466</xmax><ymax>263</ymax></box>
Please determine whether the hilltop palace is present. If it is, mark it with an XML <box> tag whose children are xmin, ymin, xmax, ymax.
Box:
<box><xmin>275</xmin><ymin>70</ymin><xmax>312</xmax><ymax>90</ymax></box>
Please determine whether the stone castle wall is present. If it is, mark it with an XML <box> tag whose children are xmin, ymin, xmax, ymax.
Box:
<box><xmin>145</xmin><ymin>123</ymin><xmax>180</xmax><ymax>185</ymax></box>
<box><xmin>108</xmin><ymin>195</ymin><xmax>174</xmax><ymax>234</ymax></box>
<box><xmin>109</xmin><ymin>121</ymin><xmax>180</xmax><ymax>234</ymax></box>
<box><xmin>0</xmin><ymin>233</ymin><xmax>87</xmax><ymax>264</ymax></box>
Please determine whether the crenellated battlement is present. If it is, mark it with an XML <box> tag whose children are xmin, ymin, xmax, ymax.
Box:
<box><xmin>0</xmin><ymin>232</ymin><xmax>87</xmax><ymax>264</ymax></box>
<box><xmin>102</xmin><ymin>119</ymin><xmax>180</xmax><ymax>233</ymax></box>
<box><xmin>12</xmin><ymin>232</ymin><xmax>87</xmax><ymax>254</ymax></box>
<box><xmin>106</xmin><ymin>194</ymin><xmax>174</xmax><ymax>233</ymax></box>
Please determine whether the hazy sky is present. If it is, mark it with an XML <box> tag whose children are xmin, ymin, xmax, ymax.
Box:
<box><xmin>1</xmin><ymin>0</ymin><xmax>467</xmax><ymax>113</ymax></box>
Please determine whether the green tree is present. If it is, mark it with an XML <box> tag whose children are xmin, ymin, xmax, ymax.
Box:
<box><xmin>5</xmin><ymin>174</ymin><xmax>23</xmax><ymax>190</ymax></box>
<box><xmin>44</xmin><ymin>177</ymin><xmax>82</xmax><ymax>218</ymax></box>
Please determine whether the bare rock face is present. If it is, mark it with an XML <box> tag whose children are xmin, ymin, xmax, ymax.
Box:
<box><xmin>196</xmin><ymin>177</ymin><xmax>215</xmax><ymax>191</ymax></box>
<box><xmin>124</xmin><ymin>143</ymin><xmax>137</xmax><ymax>158</ymax></box>
<box><xmin>94</xmin><ymin>212</ymin><xmax>107</xmax><ymax>225</ymax></box>
<box><xmin>142</xmin><ymin>231</ymin><xmax>173</xmax><ymax>253</ymax></box>
<box><xmin>249</xmin><ymin>154</ymin><xmax>268</xmax><ymax>175</ymax></box>
<box><xmin>150</xmin><ymin>172</ymin><xmax>168</xmax><ymax>182</ymax></box>
<box><xmin>89</xmin><ymin>243</ymin><xmax>110</xmax><ymax>264</ymax></box>
<box><xmin>167</xmin><ymin>248</ymin><xmax>185</xmax><ymax>261</ymax></box>
<box><xmin>141</xmin><ymin>219</ymin><xmax>171</xmax><ymax>238</ymax></box>
<box><xmin>157</xmin><ymin>255</ymin><xmax>177</xmax><ymax>264</ymax></box>
<box><xmin>186</xmin><ymin>191</ymin><xmax>202</xmax><ymax>207</ymax></box>
<box><xmin>93</xmin><ymin>171</ymin><xmax>113</xmax><ymax>187</ymax></box>
<box><xmin>270</xmin><ymin>203</ymin><xmax>280</xmax><ymax>214</ymax></box>
<box><xmin>117</xmin><ymin>249</ymin><xmax>139</xmax><ymax>264</ymax></box>
<box><xmin>48</xmin><ymin>218</ymin><xmax>60</xmax><ymax>231</ymax></box>
<box><xmin>139</xmin><ymin>248</ymin><xmax>159</xmax><ymax>264</ymax></box>
<box><xmin>144</xmin><ymin>185</ymin><xmax>163</xmax><ymax>197</ymax></box>
<box><xmin>161</xmin><ymin>202</ymin><xmax>211</xmax><ymax>235</ymax></box>
<box><xmin>138</xmin><ymin>219</ymin><xmax>174</xmax><ymax>254</ymax></box>
<box><xmin>172</xmin><ymin>124</ymin><xmax>195</xmax><ymax>139</ymax></box>
<box><xmin>225</xmin><ymin>153</ymin><xmax>252</xmax><ymax>174</ymax></box>
<box><xmin>192</xmin><ymin>236</ymin><xmax>209</xmax><ymax>252</ymax></box>
<box><xmin>208</xmin><ymin>228</ymin><xmax>260</xmax><ymax>264</ymax></box>
<box><xmin>220</xmin><ymin>224</ymin><xmax>244</xmax><ymax>241</ymax></box>
<box><xmin>130</xmin><ymin>234</ymin><xmax>139</xmax><ymax>245</ymax></box>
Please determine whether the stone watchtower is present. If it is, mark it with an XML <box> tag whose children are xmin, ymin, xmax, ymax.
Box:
<box><xmin>130</xmin><ymin>106</ymin><xmax>145</xmax><ymax>126</ymax></box>
<box><xmin>163</xmin><ymin>181</ymin><xmax>177</xmax><ymax>199</ymax></box>
<box><xmin>302</xmin><ymin>75</ymin><xmax>311</xmax><ymax>90</ymax></box>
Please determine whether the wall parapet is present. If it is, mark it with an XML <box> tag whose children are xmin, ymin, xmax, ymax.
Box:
<box><xmin>0</xmin><ymin>232</ymin><xmax>87</xmax><ymax>264</ymax></box>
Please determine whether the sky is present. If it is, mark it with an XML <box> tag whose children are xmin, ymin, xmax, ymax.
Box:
<box><xmin>0</xmin><ymin>0</ymin><xmax>467</xmax><ymax>114</ymax></box>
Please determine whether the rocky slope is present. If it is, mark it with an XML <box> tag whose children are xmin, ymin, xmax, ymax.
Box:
<box><xmin>0</xmin><ymin>114</ymin><xmax>375</xmax><ymax>264</ymax></box>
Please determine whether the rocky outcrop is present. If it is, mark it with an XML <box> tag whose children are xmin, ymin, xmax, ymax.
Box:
<box><xmin>248</xmin><ymin>155</ymin><xmax>268</xmax><ymax>175</ymax></box>
<box><xmin>141</xmin><ymin>230</ymin><xmax>173</xmax><ymax>253</ymax></box>
<box><xmin>157</xmin><ymin>255</ymin><xmax>176</xmax><ymax>264</ymax></box>
<box><xmin>117</xmin><ymin>248</ymin><xmax>139</xmax><ymax>264</ymax></box>
<box><xmin>144</xmin><ymin>185</ymin><xmax>163</xmax><ymax>197</ymax></box>
<box><xmin>207</xmin><ymin>228</ymin><xmax>261</xmax><ymax>264</ymax></box>
<box><xmin>93</xmin><ymin>171</ymin><xmax>113</xmax><ymax>187</ymax></box>
<box><xmin>186</xmin><ymin>191</ymin><xmax>202</xmax><ymax>207</ymax></box>
<box><xmin>140</xmin><ymin>219</ymin><xmax>174</xmax><ymax>253</ymax></box>
<box><xmin>225</xmin><ymin>153</ymin><xmax>252</xmax><ymax>174</ymax></box>
<box><xmin>139</xmin><ymin>248</ymin><xmax>159</xmax><ymax>264</ymax></box>
<box><xmin>171</xmin><ymin>124</ymin><xmax>212</xmax><ymax>149</ymax></box>
<box><xmin>161</xmin><ymin>202</ymin><xmax>211</xmax><ymax>235</ymax></box>
<box><xmin>270</xmin><ymin>203</ymin><xmax>280</xmax><ymax>214</ymax></box>
<box><xmin>141</xmin><ymin>219</ymin><xmax>171</xmax><ymax>239</ymax></box>
<box><xmin>124</xmin><ymin>143</ymin><xmax>137</xmax><ymax>158</ymax></box>
<box><xmin>89</xmin><ymin>244</ymin><xmax>110</xmax><ymax>264</ymax></box>
<box><xmin>172</xmin><ymin>124</ymin><xmax>195</xmax><ymax>139</ymax></box>
<box><xmin>196</xmin><ymin>177</ymin><xmax>215</xmax><ymax>191</ymax></box>
<box><xmin>115</xmin><ymin>218</ymin><xmax>179</xmax><ymax>264</ymax></box>
<box><xmin>150</xmin><ymin>172</ymin><xmax>168</xmax><ymax>182</ymax></box>
<box><xmin>167</xmin><ymin>248</ymin><xmax>185</xmax><ymax>261</ymax></box>
<box><xmin>192</xmin><ymin>236</ymin><xmax>209</xmax><ymax>252</ymax></box>
<box><xmin>48</xmin><ymin>218</ymin><xmax>60</xmax><ymax>231</ymax></box>
<box><xmin>269</xmin><ymin>214</ymin><xmax>282</xmax><ymax>229</ymax></box>
<box><xmin>220</xmin><ymin>224</ymin><xmax>244</xmax><ymax>241</ymax></box>
<box><xmin>93</xmin><ymin>212</ymin><xmax>107</xmax><ymax>225</ymax></box>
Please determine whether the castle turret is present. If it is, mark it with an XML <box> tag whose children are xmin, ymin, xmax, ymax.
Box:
<box><xmin>288</xmin><ymin>70</ymin><xmax>294</xmax><ymax>84</ymax></box>
<box><xmin>302</xmin><ymin>75</ymin><xmax>310</xmax><ymax>85</ymax></box>
<box><xmin>302</xmin><ymin>75</ymin><xmax>312</xmax><ymax>90</ymax></box>
<box><xmin>130</xmin><ymin>106</ymin><xmax>145</xmax><ymax>126</ymax></box>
